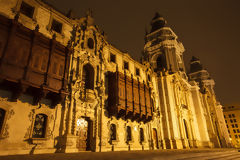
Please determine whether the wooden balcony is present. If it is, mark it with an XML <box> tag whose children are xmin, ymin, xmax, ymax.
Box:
<box><xmin>0</xmin><ymin>15</ymin><xmax>71</xmax><ymax>106</ymax></box>
<box><xmin>107</xmin><ymin>71</ymin><xmax>153</xmax><ymax>122</ymax></box>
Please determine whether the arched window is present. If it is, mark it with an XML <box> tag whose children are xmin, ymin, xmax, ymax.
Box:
<box><xmin>126</xmin><ymin>126</ymin><xmax>132</xmax><ymax>141</ymax></box>
<box><xmin>156</xmin><ymin>55</ymin><xmax>164</xmax><ymax>69</ymax></box>
<box><xmin>110</xmin><ymin>124</ymin><xmax>117</xmax><ymax>141</ymax></box>
<box><xmin>140</xmin><ymin>128</ymin><xmax>144</xmax><ymax>142</ymax></box>
<box><xmin>0</xmin><ymin>108</ymin><xmax>6</xmax><ymax>133</ymax></box>
<box><xmin>87</xmin><ymin>38</ymin><xmax>94</xmax><ymax>49</ymax></box>
<box><xmin>82</xmin><ymin>64</ymin><xmax>94</xmax><ymax>90</ymax></box>
<box><xmin>32</xmin><ymin>114</ymin><xmax>47</xmax><ymax>138</ymax></box>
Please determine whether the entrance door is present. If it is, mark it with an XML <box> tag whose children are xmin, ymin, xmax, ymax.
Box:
<box><xmin>76</xmin><ymin>118</ymin><xmax>90</xmax><ymax>151</ymax></box>
<box><xmin>152</xmin><ymin>128</ymin><xmax>159</xmax><ymax>149</ymax></box>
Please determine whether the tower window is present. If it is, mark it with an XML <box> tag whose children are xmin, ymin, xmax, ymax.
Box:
<box><xmin>124</xmin><ymin>61</ymin><xmax>129</xmax><ymax>70</ymax></box>
<box><xmin>0</xmin><ymin>108</ymin><xmax>6</xmax><ymax>135</ymax></box>
<box><xmin>110</xmin><ymin>53</ymin><xmax>116</xmax><ymax>63</ymax></box>
<box><xmin>232</xmin><ymin>114</ymin><xmax>235</xmax><ymax>117</ymax></box>
<box><xmin>234</xmin><ymin>119</ymin><xmax>237</xmax><ymax>122</ymax></box>
<box><xmin>156</xmin><ymin>54</ymin><xmax>164</xmax><ymax>69</ymax></box>
<box><xmin>135</xmin><ymin>68</ymin><xmax>140</xmax><ymax>76</ymax></box>
<box><xmin>110</xmin><ymin>124</ymin><xmax>117</xmax><ymax>141</ymax></box>
<box><xmin>32</xmin><ymin>114</ymin><xmax>47</xmax><ymax>138</ymax></box>
<box><xmin>51</xmin><ymin>19</ymin><xmax>63</xmax><ymax>33</ymax></box>
<box><xmin>20</xmin><ymin>1</ymin><xmax>35</xmax><ymax>18</ymax></box>
<box><xmin>126</xmin><ymin>126</ymin><xmax>132</xmax><ymax>141</ymax></box>
<box><xmin>229</xmin><ymin>114</ymin><xmax>232</xmax><ymax>118</ymax></box>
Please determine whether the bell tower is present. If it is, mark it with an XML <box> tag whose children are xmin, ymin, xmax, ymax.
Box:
<box><xmin>144</xmin><ymin>13</ymin><xmax>185</xmax><ymax>75</ymax></box>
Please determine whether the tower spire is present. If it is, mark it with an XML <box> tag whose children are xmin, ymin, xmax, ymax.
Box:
<box><xmin>150</xmin><ymin>12</ymin><xmax>167</xmax><ymax>32</ymax></box>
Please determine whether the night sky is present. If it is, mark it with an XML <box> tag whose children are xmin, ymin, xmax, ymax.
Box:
<box><xmin>46</xmin><ymin>0</ymin><xmax>240</xmax><ymax>106</ymax></box>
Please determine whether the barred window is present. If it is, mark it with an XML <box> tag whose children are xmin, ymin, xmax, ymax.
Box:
<box><xmin>126</xmin><ymin>126</ymin><xmax>132</xmax><ymax>141</ymax></box>
<box><xmin>32</xmin><ymin>114</ymin><xmax>47</xmax><ymax>138</ymax></box>
<box><xmin>0</xmin><ymin>108</ymin><xmax>6</xmax><ymax>133</ymax></box>
<box><xmin>110</xmin><ymin>124</ymin><xmax>116</xmax><ymax>141</ymax></box>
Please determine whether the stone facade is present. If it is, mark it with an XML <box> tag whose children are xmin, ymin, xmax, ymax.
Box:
<box><xmin>0</xmin><ymin>0</ymin><xmax>232</xmax><ymax>155</ymax></box>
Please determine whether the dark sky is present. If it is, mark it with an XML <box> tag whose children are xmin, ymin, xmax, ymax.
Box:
<box><xmin>46</xmin><ymin>0</ymin><xmax>240</xmax><ymax>106</ymax></box>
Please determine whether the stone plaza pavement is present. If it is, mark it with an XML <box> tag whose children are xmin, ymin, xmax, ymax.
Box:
<box><xmin>0</xmin><ymin>149</ymin><xmax>239</xmax><ymax>160</ymax></box>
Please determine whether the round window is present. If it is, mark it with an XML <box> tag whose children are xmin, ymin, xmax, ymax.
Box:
<box><xmin>87</xmin><ymin>38</ymin><xmax>94</xmax><ymax>49</ymax></box>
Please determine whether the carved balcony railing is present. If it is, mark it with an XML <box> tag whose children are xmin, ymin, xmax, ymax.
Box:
<box><xmin>0</xmin><ymin>15</ymin><xmax>71</xmax><ymax>106</ymax></box>
<box><xmin>107</xmin><ymin>71</ymin><xmax>153</xmax><ymax>122</ymax></box>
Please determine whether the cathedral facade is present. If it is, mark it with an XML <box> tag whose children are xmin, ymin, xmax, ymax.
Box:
<box><xmin>0</xmin><ymin>0</ymin><xmax>231</xmax><ymax>155</ymax></box>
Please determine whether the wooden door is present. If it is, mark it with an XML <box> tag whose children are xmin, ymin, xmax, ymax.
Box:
<box><xmin>152</xmin><ymin>128</ymin><xmax>159</xmax><ymax>149</ymax></box>
<box><xmin>76</xmin><ymin>118</ymin><xmax>89</xmax><ymax>151</ymax></box>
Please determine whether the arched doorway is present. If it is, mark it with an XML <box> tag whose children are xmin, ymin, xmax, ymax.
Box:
<box><xmin>76</xmin><ymin>118</ymin><xmax>91</xmax><ymax>151</ymax></box>
<box><xmin>82</xmin><ymin>64</ymin><xmax>94</xmax><ymax>90</ymax></box>
<box><xmin>152</xmin><ymin>128</ymin><xmax>159</xmax><ymax>149</ymax></box>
